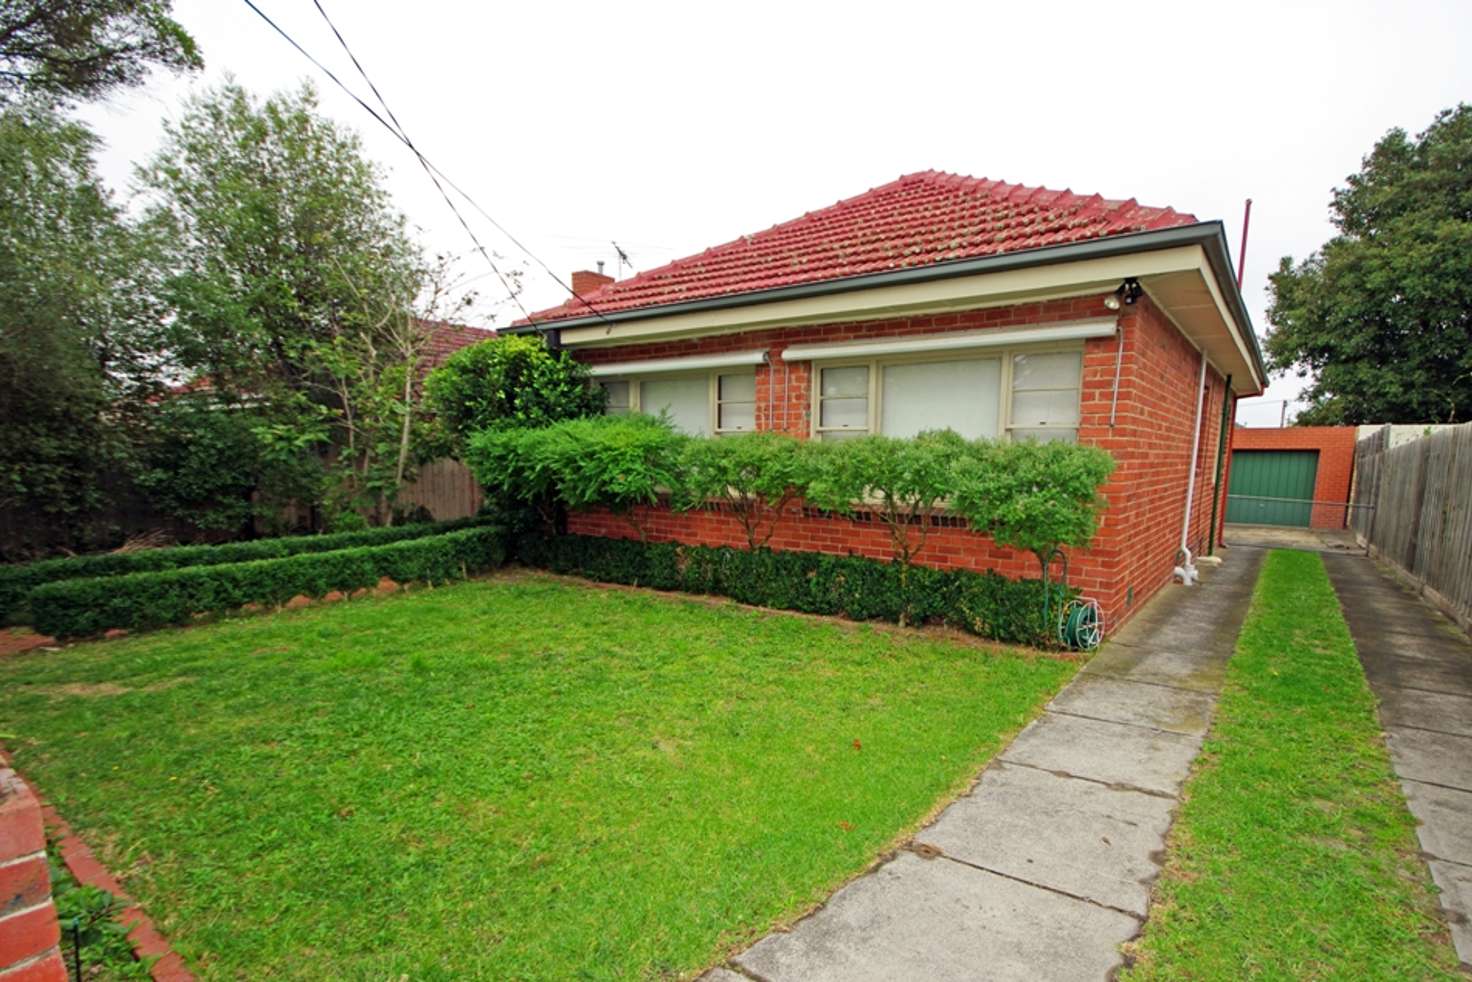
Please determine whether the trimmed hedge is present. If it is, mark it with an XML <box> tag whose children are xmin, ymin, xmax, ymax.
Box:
<box><xmin>1</xmin><ymin>517</ymin><xmax>488</xmax><ymax>624</ymax></box>
<box><xmin>31</xmin><ymin>526</ymin><xmax>506</xmax><ymax>639</ymax></box>
<box><xmin>518</xmin><ymin>533</ymin><xmax>1072</xmax><ymax>646</ymax></box>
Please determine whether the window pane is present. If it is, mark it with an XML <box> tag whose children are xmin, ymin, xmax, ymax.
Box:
<box><xmin>881</xmin><ymin>358</ymin><xmax>1000</xmax><ymax>439</ymax></box>
<box><xmin>600</xmin><ymin>379</ymin><xmax>630</xmax><ymax>415</ymax></box>
<box><xmin>820</xmin><ymin>396</ymin><xmax>868</xmax><ymax>430</ymax></box>
<box><xmin>718</xmin><ymin>372</ymin><xmax>756</xmax><ymax>403</ymax></box>
<box><xmin>821</xmin><ymin>365</ymin><xmax>868</xmax><ymax>398</ymax></box>
<box><xmin>1010</xmin><ymin>388</ymin><xmax>1080</xmax><ymax>427</ymax></box>
<box><xmin>1011</xmin><ymin>427</ymin><xmax>1077</xmax><ymax>444</ymax></box>
<box><xmin>1012</xmin><ymin>351</ymin><xmax>1082</xmax><ymax>390</ymax></box>
<box><xmin>641</xmin><ymin>376</ymin><xmax>709</xmax><ymax>436</ymax></box>
<box><xmin>718</xmin><ymin>401</ymin><xmax>755</xmax><ymax>432</ymax></box>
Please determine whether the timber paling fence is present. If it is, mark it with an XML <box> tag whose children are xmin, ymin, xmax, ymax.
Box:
<box><xmin>1352</xmin><ymin>421</ymin><xmax>1472</xmax><ymax>634</ymax></box>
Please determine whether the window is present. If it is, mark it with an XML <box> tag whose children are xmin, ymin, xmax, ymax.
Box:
<box><xmin>812</xmin><ymin>346</ymin><xmax>1081</xmax><ymax>442</ymax></box>
<box><xmin>596</xmin><ymin>369</ymin><xmax>758</xmax><ymax>437</ymax></box>
<box><xmin>1008</xmin><ymin>351</ymin><xmax>1082</xmax><ymax>443</ymax></box>
<box><xmin>716</xmin><ymin>372</ymin><xmax>756</xmax><ymax>435</ymax></box>
<box><xmin>600</xmin><ymin>380</ymin><xmax>630</xmax><ymax>415</ymax></box>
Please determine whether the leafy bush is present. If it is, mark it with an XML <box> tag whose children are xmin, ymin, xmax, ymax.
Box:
<box><xmin>675</xmin><ymin>432</ymin><xmax>811</xmax><ymax>549</ymax></box>
<box><xmin>949</xmin><ymin>440</ymin><xmax>1116</xmax><ymax>575</ymax></box>
<box><xmin>518</xmin><ymin>533</ymin><xmax>1071</xmax><ymax>646</ymax></box>
<box><xmin>30</xmin><ymin>526</ymin><xmax>506</xmax><ymax>638</ymax></box>
<box><xmin>468</xmin><ymin>414</ymin><xmax>687</xmax><ymax>539</ymax></box>
<box><xmin>424</xmin><ymin>335</ymin><xmax>605</xmax><ymax>454</ymax></box>
<box><xmin>0</xmin><ymin>517</ymin><xmax>488</xmax><ymax>624</ymax></box>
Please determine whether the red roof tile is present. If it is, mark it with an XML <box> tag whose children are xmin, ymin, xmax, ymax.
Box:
<box><xmin>519</xmin><ymin>170</ymin><xmax>1197</xmax><ymax>325</ymax></box>
<box><xmin>419</xmin><ymin>319</ymin><xmax>495</xmax><ymax>372</ymax></box>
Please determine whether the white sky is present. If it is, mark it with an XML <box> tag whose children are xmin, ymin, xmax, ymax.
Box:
<box><xmin>77</xmin><ymin>0</ymin><xmax>1472</xmax><ymax>427</ymax></box>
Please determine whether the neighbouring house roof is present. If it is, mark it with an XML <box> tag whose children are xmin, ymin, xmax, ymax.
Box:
<box><xmin>420</xmin><ymin>319</ymin><xmax>495</xmax><ymax>371</ymax></box>
<box><xmin>518</xmin><ymin>170</ymin><xmax>1197</xmax><ymax>326</ymax></box>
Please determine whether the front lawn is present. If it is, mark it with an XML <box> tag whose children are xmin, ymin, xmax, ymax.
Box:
<box><xmin>1123</xmin><ymin>550</ymin><xmax>1460</xmax><ymax>979</ymax></box>
<box><xmin>0</xmin><ymin>573</ymin><xmax>1073</xmax><ymax>979</ymax></box>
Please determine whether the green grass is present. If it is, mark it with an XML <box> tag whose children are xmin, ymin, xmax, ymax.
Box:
<box><xmin>1124</xmin><ymin>550</ymin><xmax>1460</xmax><ymax>980</ymax></box>
<box><xmin>0</xmin><ymin>573</ymin><xmax>1074</xmax><ymax>980</ymax></box>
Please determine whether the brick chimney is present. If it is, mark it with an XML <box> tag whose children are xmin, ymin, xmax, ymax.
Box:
<box><xmin>571</xmin><ymin>265</ymin><xmax>614</xmax><ymax>296</ymax></box>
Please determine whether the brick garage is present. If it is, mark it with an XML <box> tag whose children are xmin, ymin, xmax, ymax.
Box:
<box><xmin>1228</xmin><ymin>426</ymin><xmax>1358</xmax><ymax>529</ymax></box>
<box><xmin>514</xmin><ymin>172</ymin><xmax>1266</xmax><ymax>633</ymax></box>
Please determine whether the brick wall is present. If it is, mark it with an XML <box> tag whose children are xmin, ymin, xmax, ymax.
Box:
<box><xmin>1231</xmin><ymin>426</ymin><xmax>1358</xmax><ymax>528</ymax></box>
<box><xmin>569</xmin><ymin>294</ymin><xmax>1232</xmax><ymax>633</ymax></box>
<box><xmin>0</xmin><ymin>768</ymin><xmax>65</xmax><ymax>982</ymax></box>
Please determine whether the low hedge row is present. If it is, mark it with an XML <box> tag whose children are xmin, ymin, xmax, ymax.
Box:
<box><xmin>517</xmin><ymin>533</ymin><xmax>1072</xmax><ymax>646</ymax></box>
<box><xmin>31</xmin><ymin>526</ymin><xmax>506</xmax><ymax>638</ymax></box>
<box><xmin>1</xmin><ymin>517</ymin><xmax>488</xmax><ymax>623</ymax></box>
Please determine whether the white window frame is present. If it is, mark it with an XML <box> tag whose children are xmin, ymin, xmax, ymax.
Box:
<box><xmin>809</xmin><ymin>343</ymin><xmax>1084</xmax><ymax>442</ymax></box>
<box><xmin>598</xmin><ymin>369</ymin><xmax>759</xmax><ymax>437</ymax></box>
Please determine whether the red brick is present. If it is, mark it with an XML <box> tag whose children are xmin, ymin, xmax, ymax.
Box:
<box><xmin>0</xmin><ymin>773</ymin><xmax>43</xmax><ymax>866</ymax></box>
<box><xmin>0</xmin><ymin>856</ymin><xmax>49</xmax><ymax>918</ymax></box>
<box><xmin>0</xmin><ymin>949</ymin><xmax>67</xmax><ymax>982</ymax></box>
<box><xmin>0</xmin><ymin>905</ymin><xmax>60</xmax><ymax>971</ymax></box>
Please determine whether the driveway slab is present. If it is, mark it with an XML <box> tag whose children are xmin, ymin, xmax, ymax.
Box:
<box><xmin>734</xmin><ymin>851</ymin><xmax>1140</xmax><ymax>982</ymax></box>
<box><xmin>1047</xmin><ymin>673</ymin><xmax>1215</xmax><ymax>735</ymax></box>
<box><xmin>1081</xmin><ymin>643</ymin><xmax>1230</xmax><ymax>693</ymax></box>
<box><xmin>1001</xmin><ymin>712</ymin><xmax>1202</xmax><ymax>797</ymax></box>
<box><xmin>1401</xmin><ymin>781</ymin><xmax>1472</xmax><ymax>866</ymax></box>
<box><xmin>915</xmin><ymin>761</ymin><xmax>1173</xmax><ymax>916</ymax></box>
<box><xmin>1385</xmin><ymin>728</ymin><xmax>1472</xmax><ymax>791</ymax></box>
<box><xmin>1323</xmin><ymin>552</ymin><xmax>1472</xmax><ymax>966</ymax></box>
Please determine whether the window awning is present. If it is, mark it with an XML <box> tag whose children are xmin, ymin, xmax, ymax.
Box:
<box><xmin>778</xmin><ymin>319</ymin><xmax>1117</xmax><ymax>362</ymax></box>
<box><xmin>587</xmin><ymin>350</ymin><xmax>767</xmax><ymax>378</ymax></box>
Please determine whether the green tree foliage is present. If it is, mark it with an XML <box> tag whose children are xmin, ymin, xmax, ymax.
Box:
<box><xmin>424</xmin><ymin>334</ymin><xmax>605</xmax><ymax>455</ymax></box>
<box><xmin>675</xmin><ymin>433</ymin><xmax>810</xmax><ymax>549</ymax></box>
<box><xmin>138</xmin><ymin>80</ymin><xmax>442</xmax><ymax>524</ymax></box>
<box><xmin>0</xmin><ymin>102</ymin><xmax>165</xmax><ymax>554</ymax></box>
<box><xmin>0</xmin><ymin>0</ymin><xmax>201</xmax><ymax>106</ymax></box>
<box><xmin>1267</xmin><ymin>104</ymin><xmax>1472</xmax><ymax>424</ymax></box>
<box><xmin>468</xmin><ymin>415</ymin><xmax>685</xmax><ymax>539</ymax></box>
<box><xmin>132</xmin><ymin>393</ymin><xmax>265</xmax><ymax>534</ymax></box>
<box><xmin>949</xmin><ymin>440</ymin><xmax>1115</xmax><ymax>576</ymax></box>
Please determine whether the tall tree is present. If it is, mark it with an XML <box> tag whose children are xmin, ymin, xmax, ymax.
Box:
<box><xmin>0</xmin><ymin>0</ymin><xmax>200</xmax><ymax>105</ymax></box>
<box><xmin>138</xmin><ymin>80</ymin><xmax>453</xmax><ymax>526</ymax></box>
<box><xmin>0</xmin><ymin>101</ymin><xmax>166</xmax><ymax>554</ymax></box>
<box><xmin>1267</xmin><ymin>104</ymin><xmax>1472</xmax><ymax>424</ymax></box>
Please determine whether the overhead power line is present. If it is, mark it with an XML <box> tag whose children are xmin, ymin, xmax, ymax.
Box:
<box><xmin>240</xmin><ymin>0</ymin><xmax>615</xmax><ymax>328</ymax></box>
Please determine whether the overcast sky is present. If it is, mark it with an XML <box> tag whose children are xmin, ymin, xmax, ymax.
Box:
<box><xmin>78</xmin><ymin>0</ymin><xmax>1472</xmax><ymax>426</ymax></box>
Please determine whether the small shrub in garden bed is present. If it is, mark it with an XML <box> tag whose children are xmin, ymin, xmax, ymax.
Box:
<box><xmin>30</xmin><ymin>526</ymin><xmax>506</xmax><ymax>638</ymax></box>
<box><xmin>0</xmin><ymin>517</ymin><xmax>489</xmax><ymax>624</ymax></box>
<box><xmin>517</xmin><ymin>533</ymin><xmax>1071</xmax><ymax>646</ymax></box>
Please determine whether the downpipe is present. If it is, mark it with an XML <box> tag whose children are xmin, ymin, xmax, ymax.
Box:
<box><xmin>1174</xmin><ymin>352</ymin><xmax>1209</xmax><ymax>586</ymax></box>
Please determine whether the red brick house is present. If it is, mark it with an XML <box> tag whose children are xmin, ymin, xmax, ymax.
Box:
<box><xmin>513</xmin><ymin>172</ymin><xmax>1266</xmax><ymax>631</ymax></box>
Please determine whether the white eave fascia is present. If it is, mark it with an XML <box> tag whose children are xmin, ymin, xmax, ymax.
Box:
<box><xmin>587</xmin><ymin>349</ymin><xmax>768</xmax><ymax>377</ymax></box>
<box><xmin>778</xmin><ymin>318</ymin><xmax>1118</xmax><ymax>362</ymax></box>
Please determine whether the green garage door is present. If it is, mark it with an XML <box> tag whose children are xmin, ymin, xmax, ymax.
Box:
<box><xmin>1226</xmin><ymin>450</ymin><xmax>1319</xmax><ymax>526</ymax></box>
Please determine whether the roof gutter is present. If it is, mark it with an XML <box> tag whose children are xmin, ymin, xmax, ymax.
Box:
<box><xmin>514</xmin><ymin>222</ymin><xmax>1266</xmax><ymax>389</ymax></box>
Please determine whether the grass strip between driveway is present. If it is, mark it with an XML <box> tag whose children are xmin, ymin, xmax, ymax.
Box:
<box><xmin>1123</xmin><ymin>549</ymin><xmax>1460</xmax><ymax>979</ymax></box>
<box><xmin>0</xmin><ymin>573</ymin><xmax>1074</xmax><ymax>979</ymax></box>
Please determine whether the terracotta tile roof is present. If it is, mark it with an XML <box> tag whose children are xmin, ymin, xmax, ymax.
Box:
<box><xmin>519</xmin><ymin>170</ymin><xmax>1197</xmax><ymax>326</ymax></box>
<box><xmin>419</xmin><ymin>319</ymin><xmax>495</xmax><ymax>371</ymax></box>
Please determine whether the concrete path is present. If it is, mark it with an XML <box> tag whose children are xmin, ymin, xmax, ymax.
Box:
<box><xmin>711</xmin><ymin>551</ymin><xmax>1263</xmax><ymax>982</ymax></box>
<box><xmin>1322</xmin><ymin>553</ymin><xmax>1472</xmax><ymax>968</ymax></box>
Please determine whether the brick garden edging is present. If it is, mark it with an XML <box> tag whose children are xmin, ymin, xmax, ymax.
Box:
<box><xmin>0</xmin><ymin>753</ymin><xmax>192</xmax><ymax>981</ymax></box>
<box><xmin>0</xmin><ymin>766</ymin><xmax>64</xmax><ymax>982</ymax></box>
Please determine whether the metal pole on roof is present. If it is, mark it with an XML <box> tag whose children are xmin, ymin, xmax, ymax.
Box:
<box><xmin>1236</xmin><ymin>199</ymin><xmax>1253</xmax><ymax>289</ymax></box>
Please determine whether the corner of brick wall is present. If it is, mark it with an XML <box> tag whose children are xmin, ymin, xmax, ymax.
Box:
<box><xmin>0</xmin><ymin>768</ymin><xmax>66</xmax><ymax>982</ymax></box>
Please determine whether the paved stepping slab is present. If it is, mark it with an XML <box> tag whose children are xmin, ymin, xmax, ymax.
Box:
<box><xmin>1081</xmin><ymin>644</ymin><xmax>1229</xmax><ymax>693</ymax></box>
<box><xmin>1427</xmin><ymin>860</ymin><xmax>1472</xmax><ymax>963</ymax></box>
<box><xmin>1001</xmin><ymin>711</ymin><xmax>1203</xmax><ymax>798</ymax></box>
<box><xmin>734</xmin><ymin>851</ymin><xmax>1140</xmax><ymax>982</ymax></box>
<box><xmin>1385</xmin><ymin>728</ymin><xmax>1472</xmax><ymax>791</ymax></box>
<box><xmin>1047</xmin><ymin>673</ymin><xmax>1215</xmax><ymax>736</ymax></box>
<box><xmin>915</xmin><ymin>761</ymin><xmax>1172</xmax><ymax>916</ymax></box>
